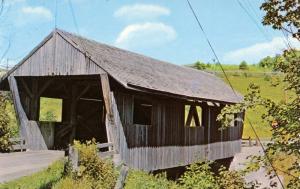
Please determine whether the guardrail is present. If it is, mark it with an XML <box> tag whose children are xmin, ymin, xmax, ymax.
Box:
<box><xmin>97</xmin><ymin>142</ymin><xmax>115</xmax><ymax>158</ymax></box>
<box><xmin>10</xmin><ymin>138</ymin><xmax>27</xmax><ymax>152</ymax></box>
<box><xmin>242</xmin><ymin>137</ymin><xmax>258</xmax><ymax>147</ymax></box>
<box><xmin>68</xmin><ymin>142</ymin><xmax>115</xmax><ymax>171</ymax></box>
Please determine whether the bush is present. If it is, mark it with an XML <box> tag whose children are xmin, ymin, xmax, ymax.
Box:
<box><xmin>53</xmin><ymin>176</ymin><xmax>93</xmax><ymax>189</ymax></box>
<box><xmin>239</xmin><ymin>61</ymin><xmax>249</xmax><ymax>70</ymax></box>
<box><xmin>125</xmin><ymin>170</ymin><xmax>178</xmax><ymax>189</ymax></box>
<box><xmin>217</xmin><ymin>166</ymin><xmax>246</xmax><ymax>189</ymax></box>
<box><xmin>0</xmin><ymin>92</ymin><xmax>12</xmax><ymax>152</ymax></box>
<box><xmin>178</xmin><ymin>161</ymin><xmax>220</xmax><ymax>189</ymax></box>
<box><xmin>55</xmin><ymin>140</ymin><xmax>117</xmax><ymax>189</ymax></box>
<box><xmin>193</xmin><ymin>61</ymin><xmax>207</xmax><ymax>70</ymax></box>
<box><xmin>0</xmin><ymin>160</ymin><xmax>65</xmax><ymax>189</ymax></box>
<box><xmin>264</xmin><ymin>74</ymin><xmax>272</xmax><ymax>81</ymax></box>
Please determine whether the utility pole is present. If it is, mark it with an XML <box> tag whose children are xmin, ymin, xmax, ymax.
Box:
<box><xmin>6</xmin><ymin>58</ymin><xmax>8</xmax><ymax>70</ymax></box>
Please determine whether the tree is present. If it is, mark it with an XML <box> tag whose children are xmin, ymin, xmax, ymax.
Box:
<box><xmin>261</xmin><ymin>0</ymin><xmax>300</xmax><ymax>40</ymax></box>
<box><xmin>219</xmin><ymin>0</ymin><xmax>300</xmax><ymax>187</ymax></box>
<box><xmin>192</xmin><ymin>61</ymin><xmax>207</xmax><ymax>70</ymax></box>
<box><xmin>239</xmin><ymin>61</ymin><xmax>248</xmax><ymax>70</ymax></box>
<box><xmin>0</xmin><ymin>91</ymin><xmax>12</xmax><ymax>152</ymax></box>
<box><xmin>258</xmin><ymin>56</ymin><xmax>274</xmax><ymax>68</ymax></box>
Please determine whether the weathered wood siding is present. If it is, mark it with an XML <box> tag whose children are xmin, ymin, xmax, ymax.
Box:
<box><xmin>110</xmin><ymin>92</ymin><xmax>243</xmax><ymax>171</ymax></box>
<box><xmin>11</xmin><ymin>33</ymin><xmax>103</xmax><ymax>77</ymax></box>
<box><xmin>8</xmin><ymin>76</ymin><xmax>47</xmax><ymax>150</ymax></box>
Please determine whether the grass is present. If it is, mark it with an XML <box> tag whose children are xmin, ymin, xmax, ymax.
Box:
<box><xmin>219</xmin><ymin>73</ymin><xmax>290</xmax><ymax>139</ymax></box>
<box><xmin>272</xmin><ymin>153</ymin><xmax>299</xmax><ymax>187</ymax></box>
<box><xmin>0</xmin><ymin>160</ymin><xmax>65</xmax><ymax>189</ymax></box>
<box><xmin>39</xmin><ymin>97</ymin><xmax>62</xmax><ymax>122</ymax></box>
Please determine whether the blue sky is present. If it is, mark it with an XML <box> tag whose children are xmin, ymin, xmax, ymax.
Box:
<box><xmin>0</xmin><ymin>0</ymin><xmax>299</xmax><ymax>68</ymax></box>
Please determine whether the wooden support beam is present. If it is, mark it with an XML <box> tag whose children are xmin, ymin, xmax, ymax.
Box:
<box><xmin>69</xmin><ymin>84</ymin><xmax>78</xmax><ymax>143</ymax></box>
<box><xmin>100</xmin><ymin>73</ymin><xmax>113</xmax><ymax>117</ymax></box>
<box><xmin>38</xmin><ymin>79</ymin><xmax>54</xmax><ymax>95</ymax></box>
<box><xmin>185</xmin><ymin>105</ymin><xmax>200</xmax><ymax>127</ymax></box>
<box><xmin>114</xmin><ymin>165</ymin><xmax>129</xmax><ymax>189</ymax></box>
<box><xmin>20</xmin><ymin>78</ymin><xmax>33</xmax><ymax>98</ymax></box>
<box><xmin>100</xmin><ymin>73</ymin><xmax>115</xmax><ymax>151</ymax></box>
<box><xmin>76</xmin><ymin>84</ymin><xmax>90</xmax><ymax>101</ymax></box>
<box><xmin>30</xmin><ymin>78</ymin><xmax>39</xmax><ymax>120</ymax></box>
<box><xmin>192</xmin><ymin>106</ymin><xmax>201</xmax><ymax>126</ymax></box>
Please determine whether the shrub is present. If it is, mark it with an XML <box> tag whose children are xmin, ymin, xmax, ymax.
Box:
<box><xmin>193</xmin><ymin>61</ymin><xmax>207</xmax><ymax>70</ymax></box>
<box><xmin>125</xmin><ymin>170</ymin><xmax>178</xmax><ymax>189</ymax></box>
<box><xmin>56</xmin><ymin>140</ymin><xmax>117</xmax><ymax>189</ymax></box>
<box><xmin>264</xmin><ymin>74</ymin><xmax>272</xmax><ymax>81</ymax></box>
<box><xmin>178</xmin><ymin>161</ymin><xmax>220</xmax><ymax>189</ymax></box>
<box><xmin>0</xmin><ymin>92</ymin><xmax>12</xmax><ymax>152</ymax></box>
<box><xmin>217</xmin><ymin>166</ymin><xmax>246</xmax><ymax>189</ymax></box>
<box><xmin>239</xmin><ymin>61</ymin><xmax>249</xmax><ymax>70</ymax></box>
<box><xmin>53</xmin><ymin>176</ymin><xmax>93</xmax><ymax>189</ymax></box>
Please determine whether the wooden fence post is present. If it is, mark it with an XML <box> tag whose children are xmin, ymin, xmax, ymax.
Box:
<box><xmin>68</xmin><ymin>145</ymin><xmax>79</xmax><ymax>171</ymax></box>
<box><xmin>114</xmin><ymin>165</ymin><xmax>129</xmax><ymax>189</ymax></box>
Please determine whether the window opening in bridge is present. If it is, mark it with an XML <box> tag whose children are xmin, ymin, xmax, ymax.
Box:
<box><xmin>133</xmin><ymin>98</ymin><xmax>152</xmax><ymax>125</ymax></box>
<box><xmin>39</xmin><ymin>97</ymin><xmax>62</xmax><ymax>122</ymax></box>
<box><xmin>185</xmin><ymin>105</ymin><xmax>202</xmax><ymax>127</ymax></box>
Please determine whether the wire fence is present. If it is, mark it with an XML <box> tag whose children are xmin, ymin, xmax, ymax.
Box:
<box><xmin>205</xmin><ymin>70</ymin><xmax>284</xmax><ymax>77</ymax></box>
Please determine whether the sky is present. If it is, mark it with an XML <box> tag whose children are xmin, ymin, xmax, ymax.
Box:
<box><xmin>0</xmin><ymin>0</ymin><xmax>299</xmax><ymax>69</ymax></box>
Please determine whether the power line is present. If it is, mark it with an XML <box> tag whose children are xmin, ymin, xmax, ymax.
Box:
<box><xmin>185</xmin><ymin>1</ymin><xmax>285</xmax><ymax>188</ymax></box>
<box><xmin>54</xmin><ymin>0</ymin><xmax>58</xmax><ymax>28</ymax></box>
<box><xmin>185</xmin><ymin>0</ymin><xmax>237</xmax><ymax>97</ymax></box>
<box><xmin>68</xmin><ymin>0</ymin><xmax>79</xmax><ymax>34</ymax></box>
<box><xmin>236</xmin><ymin>0</ymin><xmax>271</xmax><ymax>41</ymax></box>
<box><xmin>240</xmin><ymin>0</ymin><xmax>293</xmax><ymax>51</ymax></box>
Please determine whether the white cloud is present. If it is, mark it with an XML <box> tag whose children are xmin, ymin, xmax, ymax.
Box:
<box><xmin>114</xmin><ymin>4</ymin><xmax>170</xmax><ymax>20</ymax></box>
<box><xmin>223</xmin><ymin>37</ymin><xmax>300</xmax><ymax>64</ymax></box>
<box><xmin>115</xmin><ymin>22</ymin><xmax>177</xmax><ymax>49</ymax></box>
<box><xmin>21</xmin><ymin>6</ymin><xmax>53</xmax><ymax>21</ymax></box>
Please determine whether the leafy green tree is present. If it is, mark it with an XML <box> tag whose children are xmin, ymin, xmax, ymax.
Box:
<box><xmin>239</xmin><ymin>61</ymin><xmax>248</xmax><ymax>70</ymax></box>
<box><xmin>261</xmin><ymin>0</ymin><xmax>300</xmax><ymax>40</ymax></box>
<box><xmin>258</xmin><ymin>56</ymin><xmax>274</xmax><ymax>68</ymax></box>
<box><xmin>193</xmin><ymin>61</ymin><xmax>207</xmax><ymax>70</ymax></box>
<box><xmin>218</xmin><ymin>51</ymin><xmax>300</xmax><ymax>188</ymax></box>
<box><xmin>0</xmin><ymin>92</ymin><xmax>12</xmax><ymax>152</ymax></box>
<box><xmin>218</xmin><ymin>1</ymin><xmax>300</xmax><ymax>187</ymax></box>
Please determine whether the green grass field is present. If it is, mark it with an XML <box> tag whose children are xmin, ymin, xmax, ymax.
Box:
<box><xmin>221</xmin><ymin>73</ymin><xmax>288</xmax><ymax>139</ymax></box>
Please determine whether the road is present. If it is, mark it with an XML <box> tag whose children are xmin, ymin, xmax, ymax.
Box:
<box><xmin>230</xmin><ymin>146</ymin><xmax>284</xmax><ymax>189</ymax></box>
<box><xmin>0</xmin><ymin>150</ymin><xmax>64</xmax><ymax>183</ymax></box>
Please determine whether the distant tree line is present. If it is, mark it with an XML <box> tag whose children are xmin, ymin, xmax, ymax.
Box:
<box><xmin>190</xmin><ymin>54</ymin><xmax>286</xmax><ymax>71</ymax></box>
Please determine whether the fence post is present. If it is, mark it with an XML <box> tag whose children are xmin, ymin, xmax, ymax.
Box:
<box><xmin>68</xmin><ymin>145</ymin><xmax>79</xmax><ymax>171</ymax></box>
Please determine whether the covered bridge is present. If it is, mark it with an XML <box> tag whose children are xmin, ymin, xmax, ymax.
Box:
<box><xmin>0</xmin><ymin>29</ymin><xmax>244</xmax><ymax>171</ymax></box>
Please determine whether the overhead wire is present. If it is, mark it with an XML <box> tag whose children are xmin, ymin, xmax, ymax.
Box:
<box><xmin>68</xmin><ymin>0</ymin><xmax>80</xmax><ymax>34</ymax></box>
<box><xmin>185</xmin><ymin>0</ymin><xmax>237</xmax><ymax>97</ymax></box>
<box><xmin>54</xmin><ymin>0</ymin><xmax>58</xmax><ymax>28</ymax></box>
<box><xmin>240</xmin><ymin>0</ymin><xmax>293</xmax><ymax>51</ymax></box>
<box><xmin>185</xmin><ymin>0</ymin><xmax>286</xmax><ymax>188</ymax></box>
<box><xmin>236</xmin><ymin>0</ymin><xmax>271</xmax><ymax>41</ymax></box>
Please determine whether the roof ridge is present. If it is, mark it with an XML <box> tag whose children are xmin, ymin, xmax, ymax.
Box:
<box><xmin>62</xmin><ymin>30</ymin><xmax>225</xmax><ymax>78</ymax></box>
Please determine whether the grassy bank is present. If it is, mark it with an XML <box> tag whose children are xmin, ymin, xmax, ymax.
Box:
<box><xmin>0</xmin><ymin>160</ymin><xmax>65</xmax><ymax>189</ymax></box>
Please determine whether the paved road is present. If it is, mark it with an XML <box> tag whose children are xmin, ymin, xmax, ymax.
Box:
<box><xmin>0</xmin><ymin>150</ymin><xmax>64</xmax><ymax>183</ymax></box>
<box><xmin>230</xmin><ymin>146</ymin><xmax>284</xmax><ymax>189</ymax></box>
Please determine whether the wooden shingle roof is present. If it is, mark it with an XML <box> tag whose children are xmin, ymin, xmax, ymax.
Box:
<box><xmin>1</xmin><ymin>29</ymin><xmax>243</xmax><ymax>103</ymax></box>
<box><xmin>59</xmin><ymin>30</ymin><xmax>242</xmax><ymax>103</ymax></box>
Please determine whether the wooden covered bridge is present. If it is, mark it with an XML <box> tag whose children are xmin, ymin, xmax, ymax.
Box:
<box><xmin>0</xmin><ymin>29</ymin><xmax>244</xmax><ymax>171</ymax></box>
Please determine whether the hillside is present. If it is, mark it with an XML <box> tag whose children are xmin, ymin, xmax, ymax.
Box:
<box><xmin>217</xmin><ymin>72</ymin><xmax>286</xmax><ymax>139</ymax></box>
